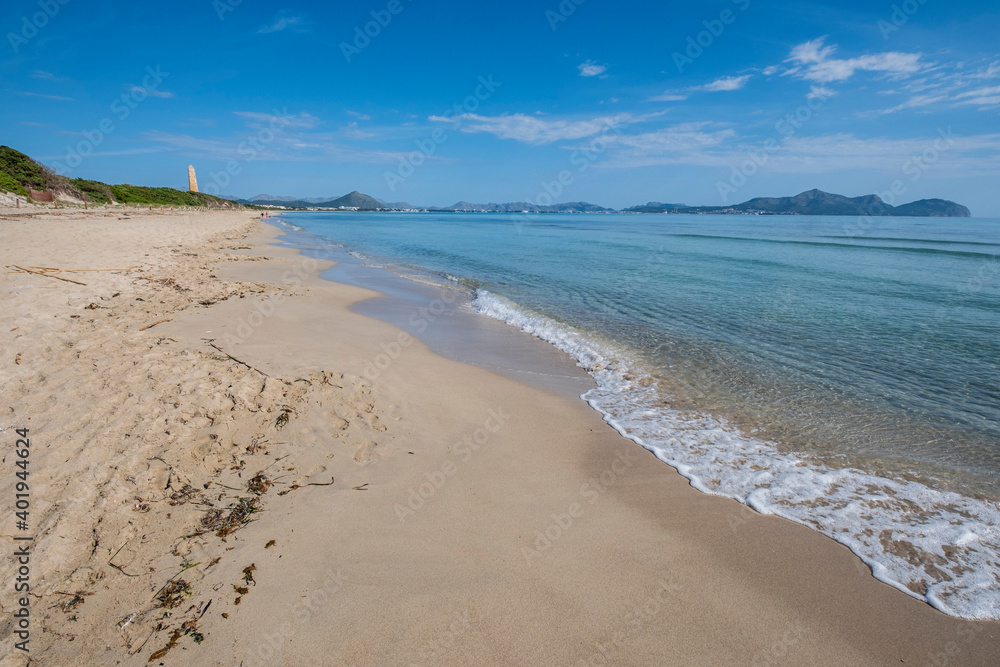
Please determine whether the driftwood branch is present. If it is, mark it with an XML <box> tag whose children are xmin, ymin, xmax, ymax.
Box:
<box><xmin>8</xmin><ymin>265</ymin><xmax>87</xmax><ymax>286</ymax></box>
<box><xmin>207</xmin><ymin>341</ymin><xmax>270</xmax><ymax>377</ymax></box>
<box><xmin>139</xmin><ymin>318</ymin><xmax>172</xmax><ymax>332</ymax></box>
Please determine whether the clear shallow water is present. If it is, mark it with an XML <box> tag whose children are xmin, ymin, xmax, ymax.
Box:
<box><xmin>281</xmin><ymin>211</ymin><xmax>1000</xmax><ymax>619</ymax></box>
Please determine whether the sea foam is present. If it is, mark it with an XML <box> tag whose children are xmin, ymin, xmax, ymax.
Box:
<box><xmin>473</xmin><ymin>289</ymin><xmax>1000</xmax><ymax>620</ymax></box>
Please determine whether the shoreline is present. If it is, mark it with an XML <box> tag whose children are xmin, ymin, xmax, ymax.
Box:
<box><xmin>278</xmin><ymin>211</ymin><xmax>1000</xmax><ymax>620</ymax></box>
<box><xmin>2</xmin><ymin>208</ymin><xmax>998</xmax><ymax>665</ymax></box>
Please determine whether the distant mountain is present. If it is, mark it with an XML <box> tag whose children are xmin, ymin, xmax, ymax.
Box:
<box><xmin>324</xmin><ymin>190</ymin><xmax>385</xmax><ymax>209</ymax></box>
<box><xmin>638</xmin><ymin>190</ymin><xmax>971</xmax><ymax>217</ymax></box>
<box><xmin>247</xmin><ymin>190</ymin><xmax>390</xmax><ymax>209</ymax></box>
<box><xmin>236</xmin><ymin>188</ymin><xmax>970</xmax><ymax>217</ymax></box>
<box><xmin>439</xmin><ymin>201</ymin><xmax>613</xmax><ymax>213</ymax></box>
<box><xmin>623</xmin><ymin>201</ymin><xmax>688</xmax><ymax>212</ymax></box>
<box><xmin>250</xmin><ymin>194</ymin><xmax>348</xmax><ymax>203</ymax></box>
<box><xmin>892</xmin><ymin>199</ymin><xmax>972</xmax><ymax>217</ymax></box>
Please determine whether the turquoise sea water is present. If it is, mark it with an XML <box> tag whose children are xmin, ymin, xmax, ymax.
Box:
<box><xmin>283</xmin><ymin>211</ymin><xmax>1000</xmax><ymax>619</ymax></box>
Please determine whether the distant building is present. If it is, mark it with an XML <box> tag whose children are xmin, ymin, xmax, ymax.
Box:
<box><xmin>188</xmin><ymin>165</ymin><xmax>198</xmax><ymax>192</ymax></box>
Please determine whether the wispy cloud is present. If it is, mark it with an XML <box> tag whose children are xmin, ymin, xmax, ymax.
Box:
<box><xmin>130</xmin><ymin>85</ymin><xmax>174</xmax><ymax>98</ymax></box>
<box><xmin>258</xmin><ymin>12</ymin><xmax>306</xmax><ymax>34</ymax></box>
<box><xmin>234</xmin><ymin>110</ymin><xmax>322</xmax><ymax>129</ymax></box>
<box><xmin>347</xmin><ymin>110</ymin><xmax>371</xmax><ymax>120</ymax></box>
<box><xmin>807</xmin><ymin>85</ymin><xmax>835</xmax><ymax>100</ymax></box>
<box><xmin>697</xmin><ymin>75</ymin><xmax>751</xmax><ymax>92</ymax></box>
<box><xmin>594</xmin><ymin>126</ymin><xmax>1000</xmax><ymax>175</ymax></box>
<box><xmin>341</xmin><ymin>121</ymin><xmax>374</xmax><ymax>139</ymax></box>
<box><xmin>579</xmin><ymin>61</ymin><xmax>607</xmax><ymax>77</ymax></box>
<box><xmin>649</xmin><ymin>93</ymin><xmax>688</xmax><ymax>102</ymax></box>
<box><xmin>29</xmin><ymin>70</ymin><xmax>57</xmax><ymax>80</ymax></box>
<box><xmin>954</xmin><ymin>86</ymin><xmax>1000</xmax><ymax>107</ymax></box>
<box><xmin>784</xmin><ymin>37</ymin><xmax>922</xmax><ymax>83</ymax></box>
<box><xmin>431</xmin><ymin>112</ymin><xmax>632</xmax><ymax>145</ymax></box>
<box><xmin>651</xmin><ymin>74</ymin><xmax>751</xmax><ymax>102</ymax></box>
<box><xmin>143</xmin><ymin>129</ymin><xmax>408</xmax><ymax>165</ymax></box>
<box><xmin>14</xmin><ymin>91</ymin><xmax>74</xmax><ymax>101</ymax></box>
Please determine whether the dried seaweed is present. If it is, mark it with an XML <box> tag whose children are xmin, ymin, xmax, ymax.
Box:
<box><xmin>247</xmin><ymin>473</ymin><xmax>272</xmax><ymax>496</ymax></box>
<box><xmin>156</xmin><ymin>580</ymin><xmax>192</xmax><ymax>609</ymax></box>
<box><xmin>199</xmin><ymin>497</ymin><xmax>260</xmax><ymax>537</ymax></box>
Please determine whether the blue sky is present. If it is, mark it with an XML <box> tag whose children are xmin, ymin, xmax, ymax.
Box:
<box><xmin>3</xmin><ymin>0</ymin><xmax>1000</xmax><ymax>214</ymax></box>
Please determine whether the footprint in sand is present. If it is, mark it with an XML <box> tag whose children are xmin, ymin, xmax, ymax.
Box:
<box><xmin>294</xmin><ymin>464</ymin><xmax>328</xmax><ymax>486</ymax></box>
<box><xmin>367</xmin><ymin>414</ymin><xmax>387</xmax><ymax>433</ymax></box>
<box><xmin>352</xmin><ymin>441</ymin><xmax>380</xmax><ymax>465</ymax></box>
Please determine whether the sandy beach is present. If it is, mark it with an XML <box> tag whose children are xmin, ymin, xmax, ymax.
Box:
<box><xmin>1</xmin><ymin>207</ymin><xmax>997</xmax><ymax>666</ymax></box>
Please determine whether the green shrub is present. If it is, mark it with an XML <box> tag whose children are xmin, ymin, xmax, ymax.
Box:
<box><xmin>72</xmin><ymin>178</ymin><xmax>114</xmax><ymax>204</ymax></box>
<box><xmin>0</xmin><ymin>171</ymin><xmax>28</xmax><ymax>197</ymax></box>
<box><xmin>0</xmin><ymin>146</ymin><xmax>46</xmax><ymax>190</ymax></box>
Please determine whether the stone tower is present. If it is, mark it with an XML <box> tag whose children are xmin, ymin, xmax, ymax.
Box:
<box><xmin>188</xmin><ymin>165</ymin><xmax>198</xmax><ymax>192</ymax></box>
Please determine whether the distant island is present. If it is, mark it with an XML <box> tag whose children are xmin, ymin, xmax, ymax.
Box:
<box><xmin>0</xmin><ymin>145</ymin><xmax>971</xmax><ymax>217</ymax></box>
<box><xmin>630</xmin><ymin>189</ymin><xmax>972</xmax><ymax>217</ymax></box>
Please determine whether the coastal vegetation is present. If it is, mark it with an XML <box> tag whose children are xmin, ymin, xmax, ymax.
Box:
<box><xmin>0</xmin><ymin>145</ymin><xmax>241</xmax><ymax>208</ymax></box>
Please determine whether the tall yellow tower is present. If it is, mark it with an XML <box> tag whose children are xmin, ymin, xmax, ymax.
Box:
<box><xmin>188</xmin><ymin>165</ymin><xmax>198</xmax><ymax>192</ymax></box>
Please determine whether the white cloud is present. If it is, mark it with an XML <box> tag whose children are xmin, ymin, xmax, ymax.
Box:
<box><xmin>130</xmin><ymin>85</ymin><xmax>174</xmax><ymax>98</ymax></box>
<box><xmin>431</xmin><ymin>112</ymin><xmax>631</xmax><ymax>144</ymax></box>
<box><xmin>874</xmin><ymin>93</ymin><xmax>947</xmax><ymax>115</ymax></box>
<box><xmin>341</xmin><ymin>121</ymin><xmax>374</xmax><ymax>139</ymax></box>
<box><xmin>234</xmin><ymin>110</ymin><xmax>322</xmax><ymax>129</ymax></box>
<box><xmin>649</xmin><ymin>93</ymin><xmax>688</xmax><ymax>102</ymax></box>
<box><xmin>579</xmin><ymin>61</ymin><xmax>607</xmax><ymax>77</ymax></box>
<box><xmin>807</xmin><ymin>85</ymin><xmax>836</xmax><ymax>100</ymax></box>
<box><xmin>788</xmin><ymin>38</ymin><xmax>836</xmax><ymax>65</ymax></box>
<box><xmin>599</xmin><ymin>122</ymin><xmax>738</xmax><ymax>167</ymax></box>
<box><xmin>29</xmin><ymin>70</ymin><xmax>56</xmax><ymax>80</ymax></box>
<box><xmin>954</xmin><ymin>85</ymin><xmax>1000</xmax><ymax>107</ymax></box>
<box><xmin>651</xmin><ymin>75</ymin><xmax>750</xmax><ymax>102</ymax></box>
<box><xmin>347</xmin><ymin>111</ymin><xmax>371</xmax><ymax>120</ymax></box>
<box><xmin>14</xmin><ymin>91</ymin><xmax>74</xmax><ymax>101</ymax></box>
<box><xmin>785</xmin><ymin>37</ymin><xmax>922</xmax><ymax>83</ymax></box>
<box><xmin>697</xmin><ymin>75</ymin><xmax>751</xmax><ymax>92</ymax></box>
<box><xmin>258</xmin><ymin>13</ymin><xmax>305</xmax><ymax>34</ymax></box>
<box><xmin>969</xmin><ymin>61</ymin><xmax>1000</xmax><ymax>80</ymax></box>
<box><xmin>143</xmin><ymin>129</ymin><xmax>411</xmax><ymax>165</ymax></box>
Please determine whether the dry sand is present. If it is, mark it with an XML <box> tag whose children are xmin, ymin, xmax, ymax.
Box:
<box><xmin>0</xmin><ymin>207</ymin><xmax>997</xmax><ymax>666</ymax></box>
